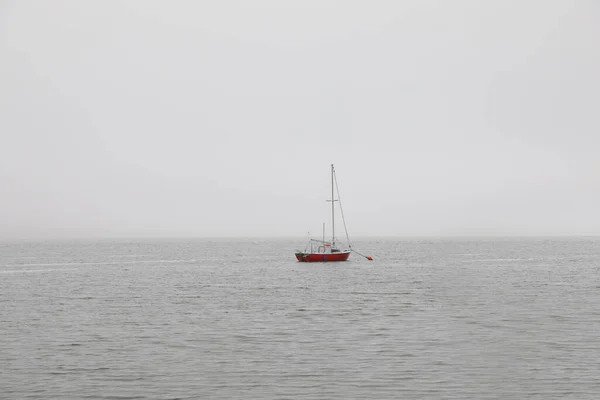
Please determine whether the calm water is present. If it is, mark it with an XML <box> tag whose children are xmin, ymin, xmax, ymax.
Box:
<box><xmin>1</xmin><ymin>237</ymin><xmax>600</xmax><ymax>399</ymax></box>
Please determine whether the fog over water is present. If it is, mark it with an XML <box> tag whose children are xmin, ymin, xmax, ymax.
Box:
<box><xmin>1</xmin><ymin>1</ymin><xmax>599</xmax><ymax>239</ymax></box>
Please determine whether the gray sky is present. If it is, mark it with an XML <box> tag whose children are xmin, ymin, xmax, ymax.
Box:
<box><xmin>1</xmin><ymin>0</ymin><xmax>599</xmax><ymax>239</ymax></box>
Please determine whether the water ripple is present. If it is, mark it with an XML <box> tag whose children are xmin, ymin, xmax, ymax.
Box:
<box><xmin>1</xmin><ymin>238</ymin><xmax>600</xmax><ymax>399</ymax></box>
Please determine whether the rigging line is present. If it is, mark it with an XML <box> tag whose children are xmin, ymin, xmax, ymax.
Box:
<box><xmin>333</xmin><ymin>169</ymin><xmax>352</xmax><ymax>248</ymax></box>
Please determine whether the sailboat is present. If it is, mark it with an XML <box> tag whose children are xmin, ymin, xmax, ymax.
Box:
<box><xmin>295</xmin><ymin>164</ymin><xmax>372</xmax><ymax>262</ymax></box>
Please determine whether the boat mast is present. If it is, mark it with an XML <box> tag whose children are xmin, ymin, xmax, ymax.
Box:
<box><xmin>331</xmin><ymin>164</ymin><xmax>335</xmax><ymax>246</ymax></box>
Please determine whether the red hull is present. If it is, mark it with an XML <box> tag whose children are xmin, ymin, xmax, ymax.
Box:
<box><xmin>295</xmin><ymin>251</ymin><xmax>350</xmax><ymax>262</ymax></box>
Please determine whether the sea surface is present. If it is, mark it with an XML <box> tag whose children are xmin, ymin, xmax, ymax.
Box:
<box><xmin>1</xmin><ymin>237</ymin><xmax>599</xmax><ymax>399</ymax></box>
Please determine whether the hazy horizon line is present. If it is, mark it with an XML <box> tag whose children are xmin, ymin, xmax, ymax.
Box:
<box><xmin>1</xmin><ymin>234</ymin><xmax>599</xmax><ymax>243</ymax></box>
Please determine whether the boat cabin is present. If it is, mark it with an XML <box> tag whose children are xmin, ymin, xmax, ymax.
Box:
<box><xmin>317</xmin><ymin>243</ymin><xmax>342</xmax><ymax>253</ymax></box>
